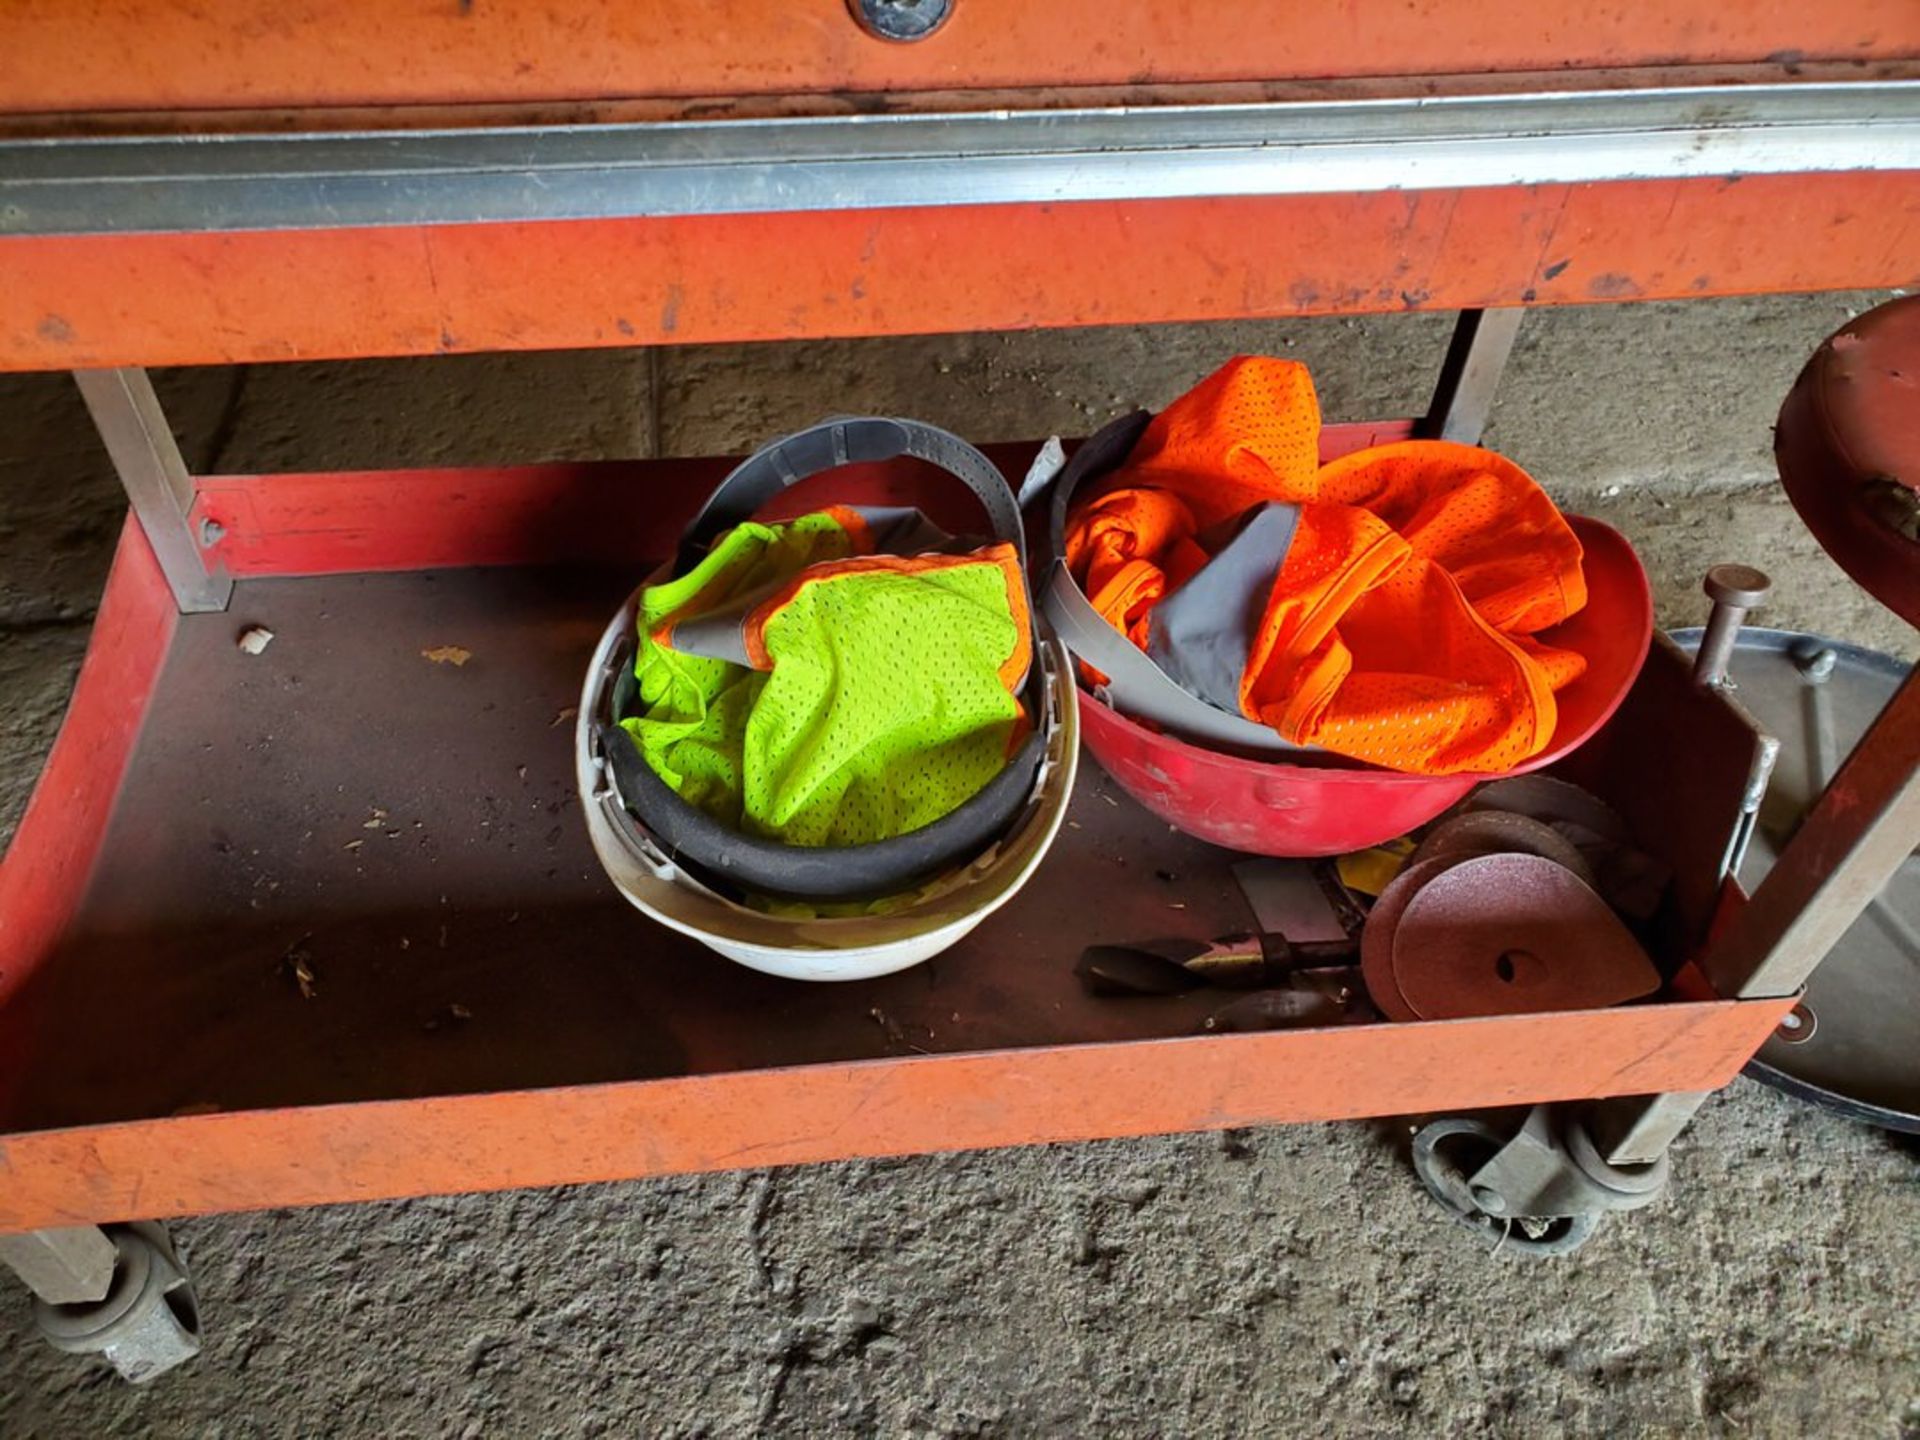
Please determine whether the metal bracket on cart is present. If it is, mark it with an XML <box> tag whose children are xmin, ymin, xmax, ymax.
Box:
<box><xmin>1412</xmin><ymin>1104</ymin><xmax>1670</xmax><ymax>1257</ymax></box>
<box><xmin>0</xmin><ymin>1222</ymin><xmax>202</xmax><ymax>1383</ymax></box>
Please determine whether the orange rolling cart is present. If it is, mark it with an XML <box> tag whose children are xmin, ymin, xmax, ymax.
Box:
<box><xmin>0</xmin><ymin>0</ymin><xmax>1917</xmax><ymax>1375</ymax></box>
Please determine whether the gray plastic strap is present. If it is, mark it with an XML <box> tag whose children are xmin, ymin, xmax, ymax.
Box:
<box><xmin>676</xmin><ymin>417</ymin><xmax>1026</xmax><ymax>579</ymax></box>
<box><xmin>1147</xmin><ymin>501</ymin><xmax>1301</xmax><ymax>714</ymax></box>
<box><xmin>1041</xmin><ymin>411</ymin><xmax>1308</xmax><ymax>756</ymax></box>
<box><xmin>1043</xmin><ymin>563</ymin><xmax>1303</xmax><ymax>753</ymax></box>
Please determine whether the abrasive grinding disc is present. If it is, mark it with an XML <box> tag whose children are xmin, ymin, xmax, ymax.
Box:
<box><xmin>1407</xmin><ymin>808</ymin><xmax>1597</xmax><ymax>888</ymax></box>
<box><xmin>1358</xmin><ymin>857</ymin><xmax>1457</xmax><ymax>1023</ymax></box>
<box><xmin>1392</xmin><ymin>854</ymin><xmax>1660</xmax><ymax>1020</ymax></box>
<box><xmin>1463</xmin><ymin>774</ymin><xmax>1632</xmax><ymax>844</ymax></box>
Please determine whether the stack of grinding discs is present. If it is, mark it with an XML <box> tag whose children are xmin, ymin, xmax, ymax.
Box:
<box><xmin>1360</xmin><ymin>777</ymin><xmax>1665</xmax><ymax>1022</ymax></box>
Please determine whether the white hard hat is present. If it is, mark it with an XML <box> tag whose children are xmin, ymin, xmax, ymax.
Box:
<box><xmin>576</xmin><ymin>417</ymin><xmax>1080</xmax><ymax>981</ymax></box>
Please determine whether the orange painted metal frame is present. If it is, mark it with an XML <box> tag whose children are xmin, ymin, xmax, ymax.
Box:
<box><xmin>0</xmin><ymin>1</ymin><xmax>1900</xmax><ymax>1232</ymax></box>
<box><xmin>0</xmin><ymin>999</ymin><xmax>1787</xmax><ymax>1233</ymax></box>
<box><xmin>192</xmin><ymin>461</ymin><xmax>717</xmax><ymax>577</ymax></box>
<box><xmin>0</xmin><ymin>521</ymin><xmax>173</xmax><ymax>1015</ymax></box>
<box><xmin>0</xmin><ymin>454</ymin><xmax>1795</xmax><ymax>1233</ymax></box>
<box><xmin>4</xmin><ymin>0</ymin><xmax>1916</xmax><ymax>113</ymax></box>
<box><xmin>6</xmin><ymin>176</ymin><xmax>1920</xmax><ymax>372</ymax></box>
<box><xmin>181</xmin><ymin>425</ymin><xmax>1416</xmax><ymax>578</ymax></box>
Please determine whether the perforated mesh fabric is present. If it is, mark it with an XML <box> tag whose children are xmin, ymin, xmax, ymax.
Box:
<box><xmin>623</xmin><ymin>511</ymin><xmax>854</xmax><ymax>821</ymax></box>
<box><xmin>1065</xmin><ymin>356</ymin><xmax>1589</xmax><ymax>776</ymax></box>
<box><xmin>743</xmin><ymin>550</ymin><xmax>1028</xmax><ymax>846</ymax></box>
<box><xmin>622</xmin><ymin>514</ymin><xmax>1028</xmax><ymax>847</ymax></box>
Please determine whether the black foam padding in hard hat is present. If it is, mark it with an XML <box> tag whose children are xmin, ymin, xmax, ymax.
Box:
<box><xmin>601</xmin><ymin>716</ymin><xmax>1045</xmax><ymax>904</ymax></box>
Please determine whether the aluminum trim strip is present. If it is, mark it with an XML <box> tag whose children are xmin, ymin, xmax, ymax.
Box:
<box><xmin>2</xmin><ymin>82</ymin><xmax>1916</xmax><ymax>236</ymax></box>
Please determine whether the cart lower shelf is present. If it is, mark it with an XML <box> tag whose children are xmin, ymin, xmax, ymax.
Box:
<box><xmin>0</xmin><ymin>447</ymin><xmax>1791</xmax><ymax>1232</ymax></box>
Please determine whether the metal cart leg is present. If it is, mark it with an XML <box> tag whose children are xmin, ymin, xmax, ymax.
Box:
<box><xmin>0</xmin><ymin>1226</ymin><xmax>118</xmax><ymax>1304</ymax></box>
<box><xmin>1419</xmin><ymin>308</ymin><xmax>1526</xmax><ymax>446</ymax></box>
<box><xmin>1592</xmin><ymin>661</ymin><xmax>1920</xmax><ymax>1154</ymax></box>
<box><xmin>1697</xmin><ymin>667</ymin><xmax>1920</xmax><ymax>999</ymax></box>
<box><xmin>72</xmin><ymin>367</ymin><xmax>232</xmax><ymax>615</ymax></box>
<box><xmin>1</xmin><ymin>1222</ymin><xmax>202</xmax><ymax>1382</ymax></box>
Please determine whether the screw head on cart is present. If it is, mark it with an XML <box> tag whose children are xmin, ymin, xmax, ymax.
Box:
<box><xmin>849</xmin><ymin>0</ymin><xmax>953</xmax><ymax>41</ymax></box>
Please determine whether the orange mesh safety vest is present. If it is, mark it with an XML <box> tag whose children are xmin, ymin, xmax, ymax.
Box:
<box><xmin>1066</xmin><ymin>356</ymin><xmax>1588</xmax><ymax>775</ymax></box>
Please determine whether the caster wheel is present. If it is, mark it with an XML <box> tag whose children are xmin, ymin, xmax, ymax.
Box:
<box><xmin>1411</xmin><ymin>1117</ymin><xmax>1603</xmax><ymax>1258</ymax></box>
<box><xmin>33</xmin><ymin>1223</ymin><xmax>202</xmax><ymax>1383</ymax></box>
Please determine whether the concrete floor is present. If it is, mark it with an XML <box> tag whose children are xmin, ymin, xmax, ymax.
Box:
<box><xmin>1</xmin><ymin>295</ymin><xmax>1916</xmax><ymax>1436</ymax></box>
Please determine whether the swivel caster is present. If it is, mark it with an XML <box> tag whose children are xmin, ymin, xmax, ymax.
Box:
<box><xmin>1411</xmin><ymin>1105</ymin><xmax>1670</xmax><ymax>1258</ymax></box>
<box><xmin>13</xmin><ymin>1222</ymin><xmax>202</xmax><ymax>1383</ymax></box>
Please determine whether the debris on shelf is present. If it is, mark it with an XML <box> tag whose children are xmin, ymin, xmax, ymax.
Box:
<box><xmin>550</xmin><ymin>706</ymin><xmax>578</xmax><ymax>728</ymax></box>
<box><xmin>280</xmin><ymin>934</ymin><xmax>318</xmax><ymax>1000</ymax></box>
<box><xmin>868</xmin><ymin>1006</ymin><xmax>931</xmax><ymax>1055</ymax></box>
<box><xmin>421</xmin><ymin>644</ymin><xmax>473</xmax><ymax>666</ymax></box>
<box><xmin>236</xmin><ymin>625</ymin><xmax>274</xmax><ymax>655</ymax></box>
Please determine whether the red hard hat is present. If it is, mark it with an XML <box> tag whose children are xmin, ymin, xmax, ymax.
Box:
<box><xmin>1045</xmin><ymin>397</ymin><xmax>1654</xmax><ymax>858</ymax></box>
<box><xmin>1074</xmin><ymin>514</ymin><xmax>1650</xmax><ymax>855</ymax></box>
